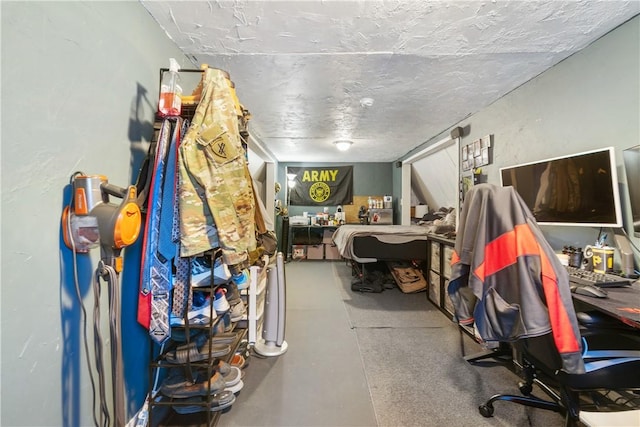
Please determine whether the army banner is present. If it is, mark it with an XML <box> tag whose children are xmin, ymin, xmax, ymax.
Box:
<box><xmin>288</xmin><ymin>166</ymin><xmax>353</xmax><ymax>206</ymax></box>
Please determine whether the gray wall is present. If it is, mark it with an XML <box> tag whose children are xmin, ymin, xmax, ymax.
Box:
<box><xmin>1</xmin><ymin>2</ymin><xmax>188</xmax><ymax>425</ymax></box>
<box><xmin>1</xmin><ymin>3</ymin><xmax>638</xmax><ymax>426</ymax></box>
<box><xmin>402</xmin><ymin>16</ymin><xmax>640</xmax><ymax>268</ymax></box>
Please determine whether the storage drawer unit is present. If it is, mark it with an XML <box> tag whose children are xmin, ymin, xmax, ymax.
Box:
<box><xmin>430</xmin><ymin>241</ymin><xmax>441</xmax><ymax>273</ymax></box>
<box><xmin>426</xmin><ymin>235</ymin><xmax>455</xmax><ymax>317</ymax></box>
<box><xmin>288</xmin><ymin>225</ymin><xmax>338</xmax><ymax>260</ymax></box>
<box><xmin>428</xmin><ymin>270</ymin><xmax>441</xmax><ymax>306</ymax></box>
<box><xmin>442</xmin><ymin>245</ymin><xmax>454</xmax><ymax>278</ymax></box>
<box><xmin>442</xmin><ymin>278</ymin><xmax>454</xmax><ymax>317</ymax></box>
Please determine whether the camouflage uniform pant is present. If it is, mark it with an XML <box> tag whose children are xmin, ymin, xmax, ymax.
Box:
<box><xmin>178</xmin><ymin>68</ymin><xmax>256</xmax><ymax>268</ymax></box>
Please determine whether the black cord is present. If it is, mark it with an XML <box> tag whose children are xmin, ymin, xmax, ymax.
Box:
<box><xmin>69</xmin><ymin>170</ymin><xmax>84</xmax><ymax>185</ymax></box>
<box><xmin>93</xmin><ymin>269</ymin><xmax>110</xmax><ymax>427</ymax></box>
<box><xmin>65</xmin><ymin>179</ymin><xmax>100</xmax><ymax>427</ymax></box>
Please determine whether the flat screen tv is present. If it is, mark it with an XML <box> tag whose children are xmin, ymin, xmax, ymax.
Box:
<box><xmin>623</xmin><ymin>145</ymin><xmax>640</xmax><ymax>237</ymax></box>
<box><xmin>500</xmin><ymin>147</ymin><xmax>622</xmax><ymax>227</ymax></box>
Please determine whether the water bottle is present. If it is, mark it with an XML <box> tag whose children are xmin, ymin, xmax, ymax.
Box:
<box><xmin>158</xmin><ymin>58</ymin><xmax>182</xmax><ymax>117</ymax></box>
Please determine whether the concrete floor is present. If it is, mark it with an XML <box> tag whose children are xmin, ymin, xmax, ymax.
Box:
<box><xmin>217</xmin><ymin>260</ymin><xmax>569</xmax><ymax>427</ymax></box>
<box><xmin>219</xmin><ymin>260</ymin><xmax>377</xmax><ymax>426</ymax></box>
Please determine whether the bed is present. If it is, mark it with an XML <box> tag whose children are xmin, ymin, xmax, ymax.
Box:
<box><xmin>332</xmin><ymin>212</ymin><xmax>456</xmax><ymax>291</ymax></box>
<box><xmin>332</xmin><ymin>224</ymin><xmax>442</xmax><ymax>292</ymax></box>
<box><xmin>332</xmin><ymin>224</ymin><xmax>432</xmax><ymax>263</ymax></box>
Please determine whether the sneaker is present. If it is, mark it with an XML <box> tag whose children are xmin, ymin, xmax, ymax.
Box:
<box><xmin>220</xmin><ymin>282</ymin><xmax>242</xmax><ymax>305</ymax></box>
<box><xmin>161</xmin><ymin>369</ymin><xmax>226</xmax><ymax>398</ymax></box>
<box><xmin>225</xmin><ymin>323</ymin><xmax>233</xmax><ymax>333</ymax></box>
<box><xmin>170</xmin><ymin>293</ymin><xmax>215</xmax><ymax>326</ymax></box>
<box><xmin>229</xmin><ymin>301</ymin><xmax>246</xmax><ymax>323</ymax></box>
<box><xmin>226</xmin><ymin>379</ymin><xmax>244</xmax><ymax>394</ymax></box>
<box><xmin>216</xmin><ymin>360</ymin><xmax>242</xmax><ymax>387</ymax></box>
<box><xmin>230</xmin><ymin>353</ymin><xmax>246</xmax><ymax>369</ymax></box>
<box><xmin>235</xmin><ymin>339</ymin><xmax>250</xmax><ymax>360</ymax></box>
<box><xmin>191</xmin><ymin>256</ymin><xmax>231</xmax><ymax>288</ymax></box>
<box><xmin>213</xmin><ymin>288</ymin><xmax>230</xmax><ymax>314</ymax></box>
<box><xmin>231</xmin><ymin>270</ymin><xmax>250</xmax><ymax>290</ymax></box>
<box><xmin>191</xmin><ymin>256</ymin><xmax>209</xmax><ymax>284</ymax></box>
<box><xmin>211</xmin><ymin>312</ymin><xmax>232</xmax><ymax>334</ymax></box>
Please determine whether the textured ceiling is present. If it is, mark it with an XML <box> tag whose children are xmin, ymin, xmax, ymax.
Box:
<box><xmin>141</xmin><ymin>1</ymin><xmax>639</xmax><ymax>162</ymax></box>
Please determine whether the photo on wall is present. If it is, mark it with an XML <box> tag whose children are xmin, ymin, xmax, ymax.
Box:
<box><xmin>481</xmin><ymin>147</ymin><xmax>490</xmax><ymax>165</ymax></box>
<box><xmin>464</xmin><ymin>134</ymin><xmax>493</xmax><ymax>168</ymax></box>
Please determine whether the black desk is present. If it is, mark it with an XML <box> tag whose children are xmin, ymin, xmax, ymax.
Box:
<box><xmin>288</xmin><ymin>225</ymin><xmax>338</xmax><ymax>260</ymax></box>
<box><xmin>571</xmin><ymin>280</ymin><xmax>640</xmax><ymax>329</ymax></box>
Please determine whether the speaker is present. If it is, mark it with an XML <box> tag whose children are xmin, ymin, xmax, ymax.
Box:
<box><xmin>613</xmin><ymin>229</ymin><xmax>637</xmax><ymax>277</ymax></box>
<box><xmin>395</xmin><ymin>161</ymin><xmax>402</xmax><ymax>168</ymax></box>
<box><xmin>450</xmin><ymin>127</ymin><xmax>463</xmax><ymax>139</ymax></box>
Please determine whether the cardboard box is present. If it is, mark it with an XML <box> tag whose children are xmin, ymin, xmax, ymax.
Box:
<box><xmin>388</xmin><ymin>263</ymin><xmax>426</xmax><ymax>293</ymax></box>
<box><xmin>292</xmin><ymin>245</ymin><xmax>306</xmax><ymax>260</ymax></box>
<box><xmin>324</xmin><ymin>244</ymin><xmax>341</xmax><ymax>260</ymax></box>
<box><xmin>306</xmin><ymin>244</ymin><xmax>324</xmax><ymax>260</ymax></box>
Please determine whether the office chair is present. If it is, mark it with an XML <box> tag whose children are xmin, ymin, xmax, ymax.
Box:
<box><xmin>479</xmin><ymin>332</ymin><xmax>640</xmax><ymax>424</ymax></box>
<box><xmin>448</xmin><ymin>184</ymin><xmax>640</xmax><ymax>426</ymax></box>
<box><xmin>577</xmin><ymin>310</ymin><xmax>640</xmax><ymax>354</ymax></box>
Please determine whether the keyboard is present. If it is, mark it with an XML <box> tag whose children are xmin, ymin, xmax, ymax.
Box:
<box><xmin>565</xmin><ymin>266</ymin><xmax>633</xmax><ymax>288</ymax></box>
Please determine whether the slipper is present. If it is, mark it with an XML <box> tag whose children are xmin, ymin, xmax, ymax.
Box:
<box><xmin>172</xmin><ymin>392</ymin><xmax>236</xmax><ymax>414</ymax></box>
<box><xmin>163</xmin><ymin>330</ymin><xmax>237</xmax><ymax>362</ymax></box>
<box><xmin>208</xmin><ymin>331</ymin><xmax>238</xmax><ymax>345</ymax></box>
<box><xmin>164</xmin><ymin>340</ymin><xmax>231</xmax><ymax>363</ymax></box>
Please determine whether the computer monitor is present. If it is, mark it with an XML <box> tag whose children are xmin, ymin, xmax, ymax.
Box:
<box><xmin>500</xmin><ymin>147</ymin><xmax>623</xmax><ymax>227</ymax></box>
<box><xmin>622</xmin><ymin>145</ymin><xmax>640</xmax><ymax>237</ymax></box>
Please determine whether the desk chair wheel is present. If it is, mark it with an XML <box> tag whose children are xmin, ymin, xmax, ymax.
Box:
<box><xmin>518</xmin><ymin>381</ymin><xmax>533</xmax><ymax>396</ymax></box>
<box><xmin>479</xmin><ymin>403</ymin><xmax>494</xmax><ymax>417</ymax></box>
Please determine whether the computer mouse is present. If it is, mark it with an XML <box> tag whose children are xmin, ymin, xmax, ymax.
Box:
<box><xmin>571</xmin><ymin>284</ymin><xmax>608</xmax><ymax>298</ymax></box>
